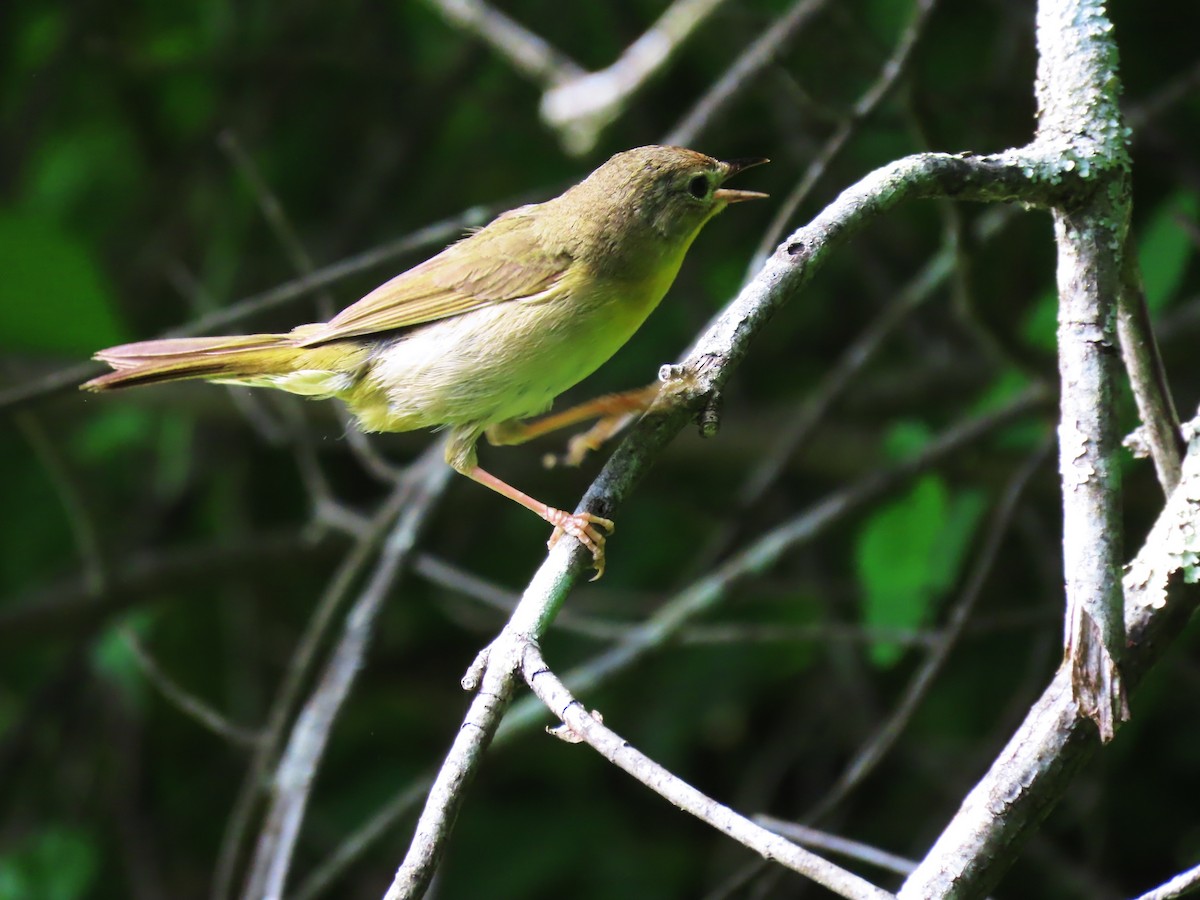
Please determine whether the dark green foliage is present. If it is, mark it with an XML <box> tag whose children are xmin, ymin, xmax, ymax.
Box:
<box><xmin>3</xmin><ymin>1</ymin><xmax>1200</xmax><ymax>898</ymax></box>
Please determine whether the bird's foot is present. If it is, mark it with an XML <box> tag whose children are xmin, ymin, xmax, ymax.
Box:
<box><xmin>545</xmin><ymin>509</ymin><xmax>615</xmax><ymax>580</ymax></box>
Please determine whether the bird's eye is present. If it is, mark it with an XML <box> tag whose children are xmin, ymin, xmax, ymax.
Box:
<box><xmin>687</xmin><ymin>175</ymin><xmax>709</xmax><ymax>199</ymax></box>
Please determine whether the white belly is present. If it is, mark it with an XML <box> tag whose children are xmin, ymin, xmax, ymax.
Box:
<box><xmin>357</xmin><ymin>285</ymin><xmax>657</xmax><ymax>433</ymax></box>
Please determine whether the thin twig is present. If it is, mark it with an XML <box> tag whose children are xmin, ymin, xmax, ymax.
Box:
<box><xmin>740</xmin><ymin>205</ymin><xmax>1014</xmax><ymax>512</ymax></box>
<box><xmin>521</xmin><ymin>643</ymin><xmax>895</xmax><ymax>900</ymax></box>
<box><xmin>665</xmin><ymin>0</ymin><xmax>830</xmax><ymax>147</ymax></box>
<box><xmin>806</xmin><ymin>439</ymin><xmax>1052</xmax><ymax>822</ymax></box>
<box><xmin>120</xmin><ymin>627</ymin><xmax>262</xmax><ymax>748</ymax></box>
<box><xmin>0</xmin><ymin>529</ymin><xmax>330</xmax><ymax>640</ymax></box>
<box><xmin>13</xmin><ymin>411</ymin><xmax>108</xmax><ymax>596</ymax></box>
<box><xmin>756</xmin><ymin>817</ymin><xmax>918</xmax><ymax>877</ymax></box>
<box><xmin>241</xmin><ymin>448</ymin><xmax>451</xmax><ymax>900</ymax></box>
<box><xmin>752</xmin><ymin>0</ymin><xmax>940</xmax><ymax>269</ymax></box>
<box><xmin>218</xmin><ymin>129</ymin><xmax>407</xmax><ymax>486</ymax></box>
<box><xmin>1117</xmin><ymin>245</ymin><xmax>1184</xmax><ymax>494</ymax></box>
<box><xmin>212</xmin><ymin>478</ymin><xmax>417</xmax><ymax>900</ymax></box>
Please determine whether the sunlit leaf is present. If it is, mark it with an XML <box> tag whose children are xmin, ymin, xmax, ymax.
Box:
<box><xmin>857</xmin><ymin>475</ymin><xmax>947</xmax><ymax>667</ymax></box>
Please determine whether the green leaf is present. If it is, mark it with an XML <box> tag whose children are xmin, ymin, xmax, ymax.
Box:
<box><xmin>857</xmin><ymin>476</ymin><xmax>946</xmax><ymax>666</ymax></box>
<box><xmin>1138</xmin><ymin>190</ymin><xmax>1198</xmax><ymax>311</ymax></box>
<box><xmin>855</xmin><ymin>478</ymin><xmax>986</xmax><ymax>667</ymax></box>
<box><xmin>0</xmin><ymin>212</ymin><xmax>126</xmax><ymax>354</ymax></box>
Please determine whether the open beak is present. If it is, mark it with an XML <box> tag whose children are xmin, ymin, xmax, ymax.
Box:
<box><xmin>714</xmin><ymin>156</ymin><xmax>769</xmax><ymax>204</ymax></box>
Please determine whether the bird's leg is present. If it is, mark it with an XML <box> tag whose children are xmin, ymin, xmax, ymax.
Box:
<box><xmin>447</xmin><ymin>427</ymin><xmax>614</xmax><ymax>579</ymax></box>
<box><xmin>486</xmin><ymin>382</ymin><xmax>660</xmax><ymax>467</ymax></box>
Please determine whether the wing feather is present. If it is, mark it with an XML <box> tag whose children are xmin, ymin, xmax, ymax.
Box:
<box><xmin>295</xmin><ymin>208</ymin><xmax>570</xmax><ymax>346</ymax></box>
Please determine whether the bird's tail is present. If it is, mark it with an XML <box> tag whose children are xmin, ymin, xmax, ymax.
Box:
<box><xmin>81</xmin><ymin>333</ymin><xmax>366</xmax><ymax>396</ymax></box>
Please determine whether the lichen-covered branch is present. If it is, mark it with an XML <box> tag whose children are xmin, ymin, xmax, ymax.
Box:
<box><xmin>1033</xmin><ymin>0</ymin><xmax>1133</xmax><ymax>742</ymax></box>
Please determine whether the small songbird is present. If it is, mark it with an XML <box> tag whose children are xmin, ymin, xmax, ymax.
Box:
<box><xmin>83</xmin><ymin>145</ymin><xmax>768</xmax><ymax>576</ymax></box>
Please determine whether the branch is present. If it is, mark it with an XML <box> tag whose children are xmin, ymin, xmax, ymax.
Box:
<box><xmin>757</xmin><ymin>817</ymin><xmax>919</xmax><ymax>878</ymax></box>
<box><xmin>898</xmin><ymin>413</ymin><xmax>1200</xmax><ymax>899</ymax></box>
<box><xmin>807</xmin><ymin>441</ymin><xmax>1052</xmax><ymax>822</ymax></box>
<box><xmin>520</xmin><ymin>643</ymin><xmax>895</xmax><ymax>900</ymax></box>
<box><xmin>665</xmin><ymin>0</ymin><xmax>830</xmax><ymax>148</ymax></box>
<box><xmin>1117</xmin><ymin>246</ymin><xmax>1184</xmax><ymax>494</ymax></box>
<box><xmin>241</xmin><ymin>448</ymin><xmax>451</xmax><ymax>900</ymax></box>
<box><xmin>1036</xmin><ymin>0</ymin><xmax>1132</xmax><ymax>741</ymax></box>
<box><xmin>420</xmin><ymin>0</ymin><xmax>584</xmax><ymax>87</ymax></box>
<box><xmin>423</xmin><ymin>0</ymin><xmax>732</xmax><ymax>155</ymax></box>
<box><xmin>293</xmin><ymin>386</ymin><xmax>1044</xmax><ymax>900</ymax></box>
<box><xmin>753</xmin><ymin>0</ymin><xmax>940</xmax><ymax>266</ymax></box>
<box><xmin>539</xmin><ymin>0</ymin><xmax>733</xmax><ymax>154</ymax></box>
<box><xmin>1132</xmin><ymin>862</ymin><xmax>1200</xmax><ymax>900</ymax></box>
<box><xmin>384</xmin><ymin>147</ymin><xmax>1063</xmax><ymax>897</ymax></box>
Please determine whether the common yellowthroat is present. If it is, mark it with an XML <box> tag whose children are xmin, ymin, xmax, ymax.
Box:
<box><xmin>83</xmin><ymin>146</ymin><xmax>768</xmax><ymax>576</ymax></box>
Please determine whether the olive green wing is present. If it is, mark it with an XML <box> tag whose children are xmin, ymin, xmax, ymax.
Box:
<box><xmin>294</xmin><ymin>208</ymin><xmax>571</xmax><ymax>346</ymax></box>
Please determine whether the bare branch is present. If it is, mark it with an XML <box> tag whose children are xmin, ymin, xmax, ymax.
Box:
<box><xmin>753</xmin><ymin>0</ymin><xmax>940</xmax><ymax>268</ymax></box>
<box><xmin>120</xmin><ymin>627</ymin><xmax>261</xmax><ymax>749</ymax></box>
<box><xmin>1036</xmin><ymin>0</ymin><xmax>1132</xmax><ymax>740</ymax></box>
<box><xmin>807</xmin><ymin>440</ymin><xmax>1052</xmax><ymax>822</ymax></box>
<box><xmin>898</xmin><ymin>415</ymin><xmax>1200</xmax><ymax>899</ymax></box>
<box><xmin>539</xmin><ymin>0</ymin><xmax>733</xmax><ymax>154</ymax></box>
<box><xmin>421</xmin><ymin>0</ymin><xmax>584</xmax><ymax>87</ymax></box>
<box><xmin>213</xmin><ymin>479</ymin><xmax>416</xmax><ymax>900</ymax></box>
<box><xmin>1131</xmin><ymin>862</ymin><xmax>1200</xmax><ymax>900</ymax></box>
<box><xmin>1118</xmin><ymin>247</ymin><xmax>1184</xmax><ymax>494</ymax></box>
<box><xmin>756</xmin><ymin>817</ymin><xmax>918</xmax><ymax>878</ymax></box>
<box><xmin>241</xmin><ymin>447</ymin><xmax>451</xmax><ymax>900</ymax></box>
<box><xmin>520</xmin><ymin>643</ymin><xmax>895</xmax><ymax>900</ymax></box>
<box><xmin>666</xmin><ymin>0</ymin><xmax>830</xmax><ymax>147</ymax></box>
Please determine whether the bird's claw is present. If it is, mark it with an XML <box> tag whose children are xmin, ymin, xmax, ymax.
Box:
<box><xmin>546</xmin><ymin>509</ymin><xmax>615</xmax><ymax>580</ymax></box>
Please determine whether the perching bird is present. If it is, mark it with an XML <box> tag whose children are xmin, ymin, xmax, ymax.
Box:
<box><xmin>83</xmin><ymin>145</ymin><xmax>768</xmax><ymax>576</ymax></box>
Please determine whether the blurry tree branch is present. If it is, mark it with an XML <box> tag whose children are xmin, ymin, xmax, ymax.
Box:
<box><xmin>665</xmin><ymin>0</ymin><xmax>829</xmax><ymax>148</ymax></box>
<box><xmin>753</xmin><ymin>0</ymin><xmax>939</xmax><ymax>267</ymax></box>
<box><xmin>241</xmin><ymin>448</ymin><xmax>451</xmax><ymax>900</ymax></box>
<box><xmin>423</xmin><ymin>0</ymin><xmax>737</xmax><ymax>154</ymax></box>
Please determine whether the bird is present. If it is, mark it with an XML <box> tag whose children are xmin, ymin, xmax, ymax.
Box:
<box><xmin>83</xmin><ymin>145</ymin><xmax>768</xmax><ymax>577</ymax></box>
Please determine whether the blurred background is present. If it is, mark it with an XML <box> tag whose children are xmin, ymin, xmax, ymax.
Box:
<box><xmin>2</xmin><ymin>0</ymin><xmax>1200</xmax><ymax>897</ymax></box>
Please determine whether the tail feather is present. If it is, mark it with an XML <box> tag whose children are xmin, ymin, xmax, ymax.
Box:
<box><xmin>82</xmin><ymin>334</ymin><xmax>364</xmax><ymax>393</ymax></box>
